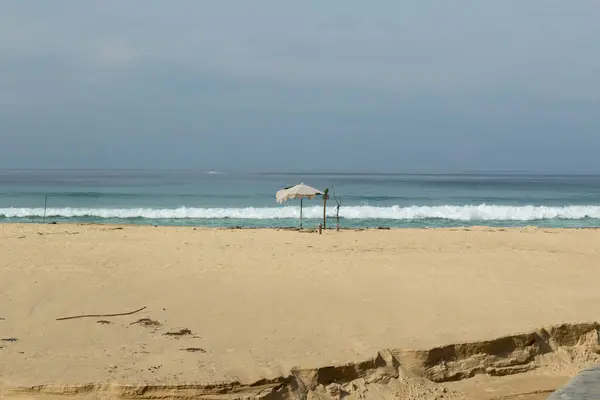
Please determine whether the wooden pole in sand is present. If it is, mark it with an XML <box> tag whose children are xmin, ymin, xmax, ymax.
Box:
<box><xmin>323</xmin><ymin>188</ymin><xmax>329</xmax><ymax>229</ymax></box>
<box><xmin>42</xmin><ymin>196</ymin><xmax>48</xmax><ymax>224</ymax></box>
<box><xmin>300</xmin><ymin>198</ymin><xmax>303</xmax><ymax>229</ymax></box>
<box><xmin>332</xmin><ymin>189</ymin><xmax>341</xmax><ymax>232</ymax></box>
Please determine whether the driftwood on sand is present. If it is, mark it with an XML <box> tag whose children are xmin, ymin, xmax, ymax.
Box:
<box><xmin>56</xmin><ymin>306</ymin><xmax>147</xmax><ymax>321</ymax></box>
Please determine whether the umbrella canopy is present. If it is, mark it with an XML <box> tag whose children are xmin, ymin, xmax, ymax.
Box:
<box><xmin>276</xmin><ymin>183</ymin><xmax>323</xmax><ymax>228</ymax></box>
<box><xmin>276</xmin><ymin>183</ymin><xmax>322</xmax><ymax>204</ymax></box>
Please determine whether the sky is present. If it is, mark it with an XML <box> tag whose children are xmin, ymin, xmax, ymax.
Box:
<box><xmin>1</xmin><ymin>1</ymin><xmax>599</xmax><ymax>172</ymax></box>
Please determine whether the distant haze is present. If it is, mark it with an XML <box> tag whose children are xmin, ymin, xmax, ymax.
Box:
<box><xmin>1</xmin><ymin>1</ymin><xmax>599</xmax><ymax>172</ymax></box>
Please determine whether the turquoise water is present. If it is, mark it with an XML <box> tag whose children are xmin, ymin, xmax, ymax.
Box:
<box><xmin>1</xmin><ymin>170</ymin><xmax>600</xmax><ymax>228</ymax></box>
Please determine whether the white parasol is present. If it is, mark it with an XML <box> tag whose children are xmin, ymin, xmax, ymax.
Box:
<box><xmin>276</xmin><ymin>183</ymin><xmax>322</xmax><ymax>228</ymax></box>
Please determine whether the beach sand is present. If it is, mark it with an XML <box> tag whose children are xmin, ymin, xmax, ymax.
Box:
<box><xmin>1</xmin><ymin>224</ymin><xmax>600</xmax><ymax>399</ymax></box>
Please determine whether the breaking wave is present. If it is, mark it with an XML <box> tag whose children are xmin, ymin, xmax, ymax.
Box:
<box><xmin>2</xmin><ymin>204</ymin><xmax>600</xmax><ymax>221</ymax></box>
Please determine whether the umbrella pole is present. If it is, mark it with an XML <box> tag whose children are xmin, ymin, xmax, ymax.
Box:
<box><xmin>300</xmin><ymin>198</ymin><xmax>303</xmax><ymax>229</ymax></box>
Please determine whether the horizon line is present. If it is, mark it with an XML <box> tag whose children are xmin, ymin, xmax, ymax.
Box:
<box><xmin>2</xmin><ymin>168</ymin><xmax>600</xmax><ymax>176</ymax></box>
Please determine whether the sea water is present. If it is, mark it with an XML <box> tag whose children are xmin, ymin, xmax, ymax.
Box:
<box><xmin>1</xmin><ymin>169</ymin><xmax>600</xmax><ymax>229</ymax></box>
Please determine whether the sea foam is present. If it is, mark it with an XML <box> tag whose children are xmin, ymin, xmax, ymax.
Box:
<box><xmin>1</xmin><ymin>204</ymin><xmax>600</xmax><ymax>221</ymax></box>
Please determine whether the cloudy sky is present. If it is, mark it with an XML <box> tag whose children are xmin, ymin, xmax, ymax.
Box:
<box><xmin>1</xmin><ymin>1</ymin><xmax>599</xmax><ymax>172</ymax></box>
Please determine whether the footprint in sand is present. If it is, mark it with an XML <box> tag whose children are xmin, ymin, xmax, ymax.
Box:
<box><xmin>181</xmin><ymin>348</ymin><xmax>206</xmax><ymax>353</ymax></box>
<box><xmin>130</xmin><ymin>318</ymin><xmax>162</xmax><ymax>328</ymax></box>
<box><xmin>163</xmin><ymin>328</ymin><xmax>193</xmax><ymax>338</ymax></box>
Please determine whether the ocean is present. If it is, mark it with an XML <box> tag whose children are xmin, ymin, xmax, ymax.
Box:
<box><xmin>1</xmin><ymin>169</ymin><xmax>600</xmax><ymax>229</ymax></box>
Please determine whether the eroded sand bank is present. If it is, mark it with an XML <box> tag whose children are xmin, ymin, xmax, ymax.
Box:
<box><xmin>1</xmin><ymin>224</ymin><xmax>599</xmax><ymax>399</ymax></box>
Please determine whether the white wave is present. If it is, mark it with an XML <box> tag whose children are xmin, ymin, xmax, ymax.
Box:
<box><xmin>2</xmin><ymin>204</ymin><xmax>600</xmax><ymax>221</ymax></box>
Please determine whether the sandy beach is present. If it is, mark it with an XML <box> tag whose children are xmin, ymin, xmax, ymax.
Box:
<box><xmin>1</xmin><ymin>224</ymin><xmax>600</xmax><ymax>399</ymax></box>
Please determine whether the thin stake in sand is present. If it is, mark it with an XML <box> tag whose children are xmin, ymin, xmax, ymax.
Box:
<box><xmin>42</xmin><ymin>195</ymin><xmax>48</xmax><ymax>224</ymax></box>
<box><xmin>56</xmin><ymin>306</ymin><xmax>147</xmax><ymax>321</ymax></box>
